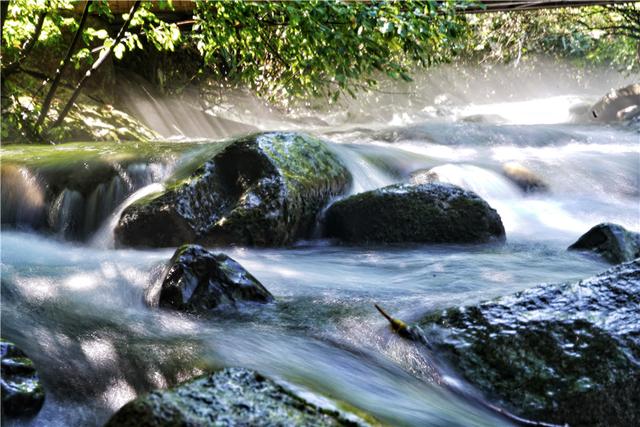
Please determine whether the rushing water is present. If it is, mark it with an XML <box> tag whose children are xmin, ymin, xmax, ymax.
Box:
<box><xmin>2</xmin><ymin>62</ymin><xmax>639</xmax><ymax>426</ymax></box>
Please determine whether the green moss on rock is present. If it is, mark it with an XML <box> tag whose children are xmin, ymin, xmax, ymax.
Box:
<box><xmin>324</xmin><ymin>183</ymin><xmax>505</xmax><ymax>244</ymax></box>
<box><xmin>115</xmin><ymin>132</ymin><xmax>352</xmax><ymax>247</ymax></box>
<box><xmin>419</xmin><ymin>260</ymin><xmax>640</xmax><ymax>426</ymax></box>
<box><xmin>105</xmin><ymin>367</ymin><xmax>369</xmax><ymax>427</ymax></box>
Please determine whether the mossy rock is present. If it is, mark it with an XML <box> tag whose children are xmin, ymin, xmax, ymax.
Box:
<box><xmin>105</xmin><ymin>367</ymin><xmax>368</xmax><ymax>427</ymax></box>
<box><xmin>115</xmin><ymin>132</ymin><xmax>352</xmax><ymax>247</ymax></box>
<box><xmin>1</xmin><ymin>339</ymin><xmax>45</xmax><ymax>418</ymax></box>
<box><xmin>418</xmin><ymin>260</ymin><xmax>640</xmax><ymax>426</ymax></box>
<box><xmin>569</xmin><ymin>222</ymin><xmax>640</xmax><ymax>264</ymax></box>
<box><xmin>324</xmin><ymin>183</ymin><xmax>505</xmax><ymax>244</ymax></box>
<box><xmin>158</xmin><ymin>244</ymin><xmax>273</xmax><ymax>312</ymax></box>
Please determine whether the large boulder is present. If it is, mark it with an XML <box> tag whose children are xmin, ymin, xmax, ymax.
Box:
<box><xmin>569</xmin><ymin>223</ymin><xmax>640</xmax><ymax>264</ymax></box>
<box><xmin>591</xmin><ymin>83</ymin><xmax>640</xmax><ymax>123</ymax></box>
<box><xmin>418</xmin><ymin>260</ymin><xmax>640</xmax><ymax>427</ymax></box>
<box><xmin>1</xmin><ymin>339</ymin><xmax>45</xmax><ymax>418</ymax></box>
<box><xmin>158</xmin><ymin>244</ymin><xmax>273</xmax><ymax>312</ymax></box>
<box><xmin>105</xmin><ymin>367</ymin><xmax>368</xmax><ymax>427</ymax></box>
<box><xmin>115</xmin><ymin>132</ymin><xmax>351</xmax><ymax>247</ymax></box>
<box><xmin>324</xmin><ymin>183</ymin><xmax>505</xmax><ymax>244</ymax></box>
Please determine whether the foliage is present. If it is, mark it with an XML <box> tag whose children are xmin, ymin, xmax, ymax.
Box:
<box><xmin>1</xmin><ymin>0</ymin><xmax>180</xmax><ymax>142</ymax></box>
<box><xmin>1</xmin><ymin>1</ymin><xmax>638</xmax><ymax>143</ymax></box>
<box><xmin>460</xmin><ymin>4</ymin><xmax>640</xmax><ymax>71</ymax></box>
<box><xmin>192</xmin><ymin>0</ymin><xmax>466</xmax><ymax>102</ymax></box>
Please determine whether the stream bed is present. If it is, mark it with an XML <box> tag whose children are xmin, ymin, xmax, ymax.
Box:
<box><xmin>2</xmin><ymin>64</ymin><xmax>639</xmax><ymax>426</ymax></box>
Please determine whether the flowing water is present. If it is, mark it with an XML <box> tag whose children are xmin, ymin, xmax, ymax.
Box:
<box><xmin>2</xmin><ymin>61</ymin><xmax>639</xmax><ymax>426</ymax></box>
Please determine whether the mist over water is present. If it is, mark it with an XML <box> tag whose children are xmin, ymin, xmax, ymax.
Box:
<box><xmin>2</xmin><ymin>59</ymin><xmax>638</xmax><ymax>426</ymax></box>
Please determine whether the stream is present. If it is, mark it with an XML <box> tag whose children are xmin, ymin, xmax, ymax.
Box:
<box><xmin>2</xmin><ymin>62</ymin><xmax>639</xmax><ymax>426</ymax></box>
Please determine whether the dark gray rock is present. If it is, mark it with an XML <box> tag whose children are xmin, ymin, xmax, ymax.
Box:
<box><xmin>419</xmin><ymin>260</ymin><xmax>640</xmax><ymax>427</ymax></box>
<box><xmin>1</xmin><ymin>339</ymin><xmax>45</xmax><ymax>418</ymax></box>
<box><xmin>569</xmin><ymin>222</ymin><xmax>640</xmax><ymax>264</ymax></box>
<box><xmin>159</xmin><ymin>244</ymin><xmax>273</xmax><ymax>312</ymax></box>
<box><xmin>104</xmin><ymin>367</ymin><xmax>367</xmax><ymax>427</ymax></box>
<box><xmin>324</xmin><ymin>183</ymin><xmax>505</xmax><ymax>244</ymax></box>
<box><xmin>115</xmin><ymin>132</ymin><xmax>351</xmax><ymax>247</ymax></box>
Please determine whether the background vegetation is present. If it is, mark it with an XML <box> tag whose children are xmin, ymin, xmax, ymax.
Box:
<box><xmin>1</xmin><ymin>0</ymin><xmax>638</xmax><ymax>143</ymax></box>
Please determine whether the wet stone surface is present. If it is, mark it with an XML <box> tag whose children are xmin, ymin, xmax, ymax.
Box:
<box><xmin>105</xmin><ymin>367</ymin><xmax>368</xmax><ymax>427</ymax></box>
<box><xmin>324</xmin><ymin>183</ymin><xmax>505</xmax><ymax>244</ymax></box>
<box><xmin>115</xmin><ymin>132</ymin><xmax>352</xmax><ymax>247</ymax></box>
<box><xmin>419</xmin><ymin>260</ymin><xmax>640</xmax><ymax>427</ymax></box>
<box><xmin>569</xmin><ymin>222</ymin><xmax>640</xmax><ymax>264</ymax></box>
<box><xmin>158</xmin><ymin>244</ymin><xmax>274</xmax><ymax>312</ymax></box>
<box><xmin>1</xmin><ymin>339</ymin><xmax>45</xmax><ymax>418</ymax></box>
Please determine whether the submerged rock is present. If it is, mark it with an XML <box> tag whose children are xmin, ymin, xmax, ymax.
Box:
<box><xmin>591</xmin><ymin>83</ymin><xmax>640</xmax><ymax>123</ymax></box>
<box><xmin>158</xmin><ymin>244</ymin><xmax>273</xmax><ymax>312</ymax></box>
<box><xmin>569</xmin><ymin>222</ymin><xmax>640</xmax><ymax>264</ymax></box>
<box><xmin>1</xmin><ymin>339</ymin><xmax>45</xmax><ymax>418</ymax></box>
<box><xmin>105</xmin><ymin>367</ymin><xmax>368</xmax><ymax>427</ymax></box>
<box><xmin>419</xmin><ymin>260</ymin><xmax>640</xmax><ymax>427</ymax></box>
<box><xmin>324</xmin><ymin>183</ymin><xmax>505</xmax><ymax>244</ymax></box>
<box><xmin>501</xmin><ymin>161</ymin><xmax>548</xmax><ymax>193</ymax></box>
<box><xmin>115</xmin><ymin>132</ymin><xmax>351</xmax><ymax>247</ymax></box>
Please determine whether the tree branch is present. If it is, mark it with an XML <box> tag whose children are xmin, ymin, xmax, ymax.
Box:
<box><xmin>36</xmin><ymin>0</ymin><xmax>91</xmax><ymax>128</ymax></box>
<box><xmin>2</xmin><ymin>10</ymin><xmax>47</xmax><ymax>77</ymax></box>
<box><xmin>48</xmin><ymin>1</ymin><xmax>141</xmax><ymax>132</ymax></box>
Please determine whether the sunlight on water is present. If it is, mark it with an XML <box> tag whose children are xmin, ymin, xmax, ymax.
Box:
<box><xmin>1</xmin><ymin>59</ymin><xmax>638</xmax><ymax>427</ymax></box>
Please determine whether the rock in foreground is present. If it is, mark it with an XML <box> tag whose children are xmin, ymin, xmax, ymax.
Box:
<box><xmin>1</xmin><ymin>339</ymin><xmax>45</xmax><ymax>418</ymax></box>
<box><xmin>115</xmin><ymin>132</ymin><xmax>351</xmax><ymax>247</ymax></box>
<box><xmin>158</xmin><ymin>244</ymin><xmax>273</xmax><ymax>312</ymax></box>
<box><xmin>324</xmin><ymin>183</ymin><xmax>505</xmax><ymax>244</ymax></box>
<box><xmin>569</xmin><ymin>222</ymin><xmax>640</xmax><ymax>264</ymax></box>
<box><xmin>419</xmin><ymin>260</ymin><xmax>640</xmax><ymax>427</ymax></box>
<box><xmin>105</xmin><ymin>367</ymin><xmax>367</xmax><ymax>427</ymax></box>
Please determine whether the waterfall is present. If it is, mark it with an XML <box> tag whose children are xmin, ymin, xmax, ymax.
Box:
<box><xmin>91</xmin><ymin>183</ymin><xmax>166</xmax><ymax>248</ymax></box>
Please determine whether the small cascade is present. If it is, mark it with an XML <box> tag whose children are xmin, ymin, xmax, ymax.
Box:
<box><xmin>327</xmin><ymin>143</ymin><xmax>400</xmax><ymax>194</ymax></box>
<box><xmin>91</xmin><ymin>183</ymin><xmax>166</xmax><ymax>248</ymax></box>
<box><xmin>1</xmin><ymin>160</ymin><xmax>173</xmax><ymax>241</ymax></box>
<box><xmin>48</xmin><ymin>189</ymin><xmax>85</xmax><ymax>239</ymax></box>
<box><xmin>82</xmin><ymin>163</ymin><xmax>170</xmax><ymax>238</ymax></box>
<box><xmin>425</xmin><ymin>164</ymin><xmax>522</xmax><ymax>200</ymax></box>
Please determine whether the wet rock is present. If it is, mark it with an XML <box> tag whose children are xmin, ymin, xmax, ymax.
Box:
<box><xmin>324</xmin><ymin>183</ymin><xmax>505</xmax><ymax>244</ymax></box>
<box><xmin>419</xmin><ymin>260</ymin><xmax>640</xmax><ymax>427</ymax></box>
<box><xmin>158</xmin><ymin>244</ymin><xmax>273</xmax><ymax>312</ymax></box>
<box><xmin>115</xmin><ymin>132</ymin><xmax>351</xmax><ymax>247</ymax></box>
<box><xmin>569</xmin><ymin>222</ymin><xmax>640</xmax><ymax>264</ymax></box>
<box><xmin>1</xmin><ymin>339</ymin><xmax>45</xmax><ymax>418</ymax></box>
<box><xmin>501</xmin><ymin>161</ymin><xmax>548</xmax><ymax>193</ymax></box>
<box><xmin>105</xmin><ymin>367</ymin><xmax>368</xmax><ymax>427</ymax></box>
<box><xmin>591</xmin><ymin>83</ymin><xmax>640</xmax><ymax>123</ymax></box>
